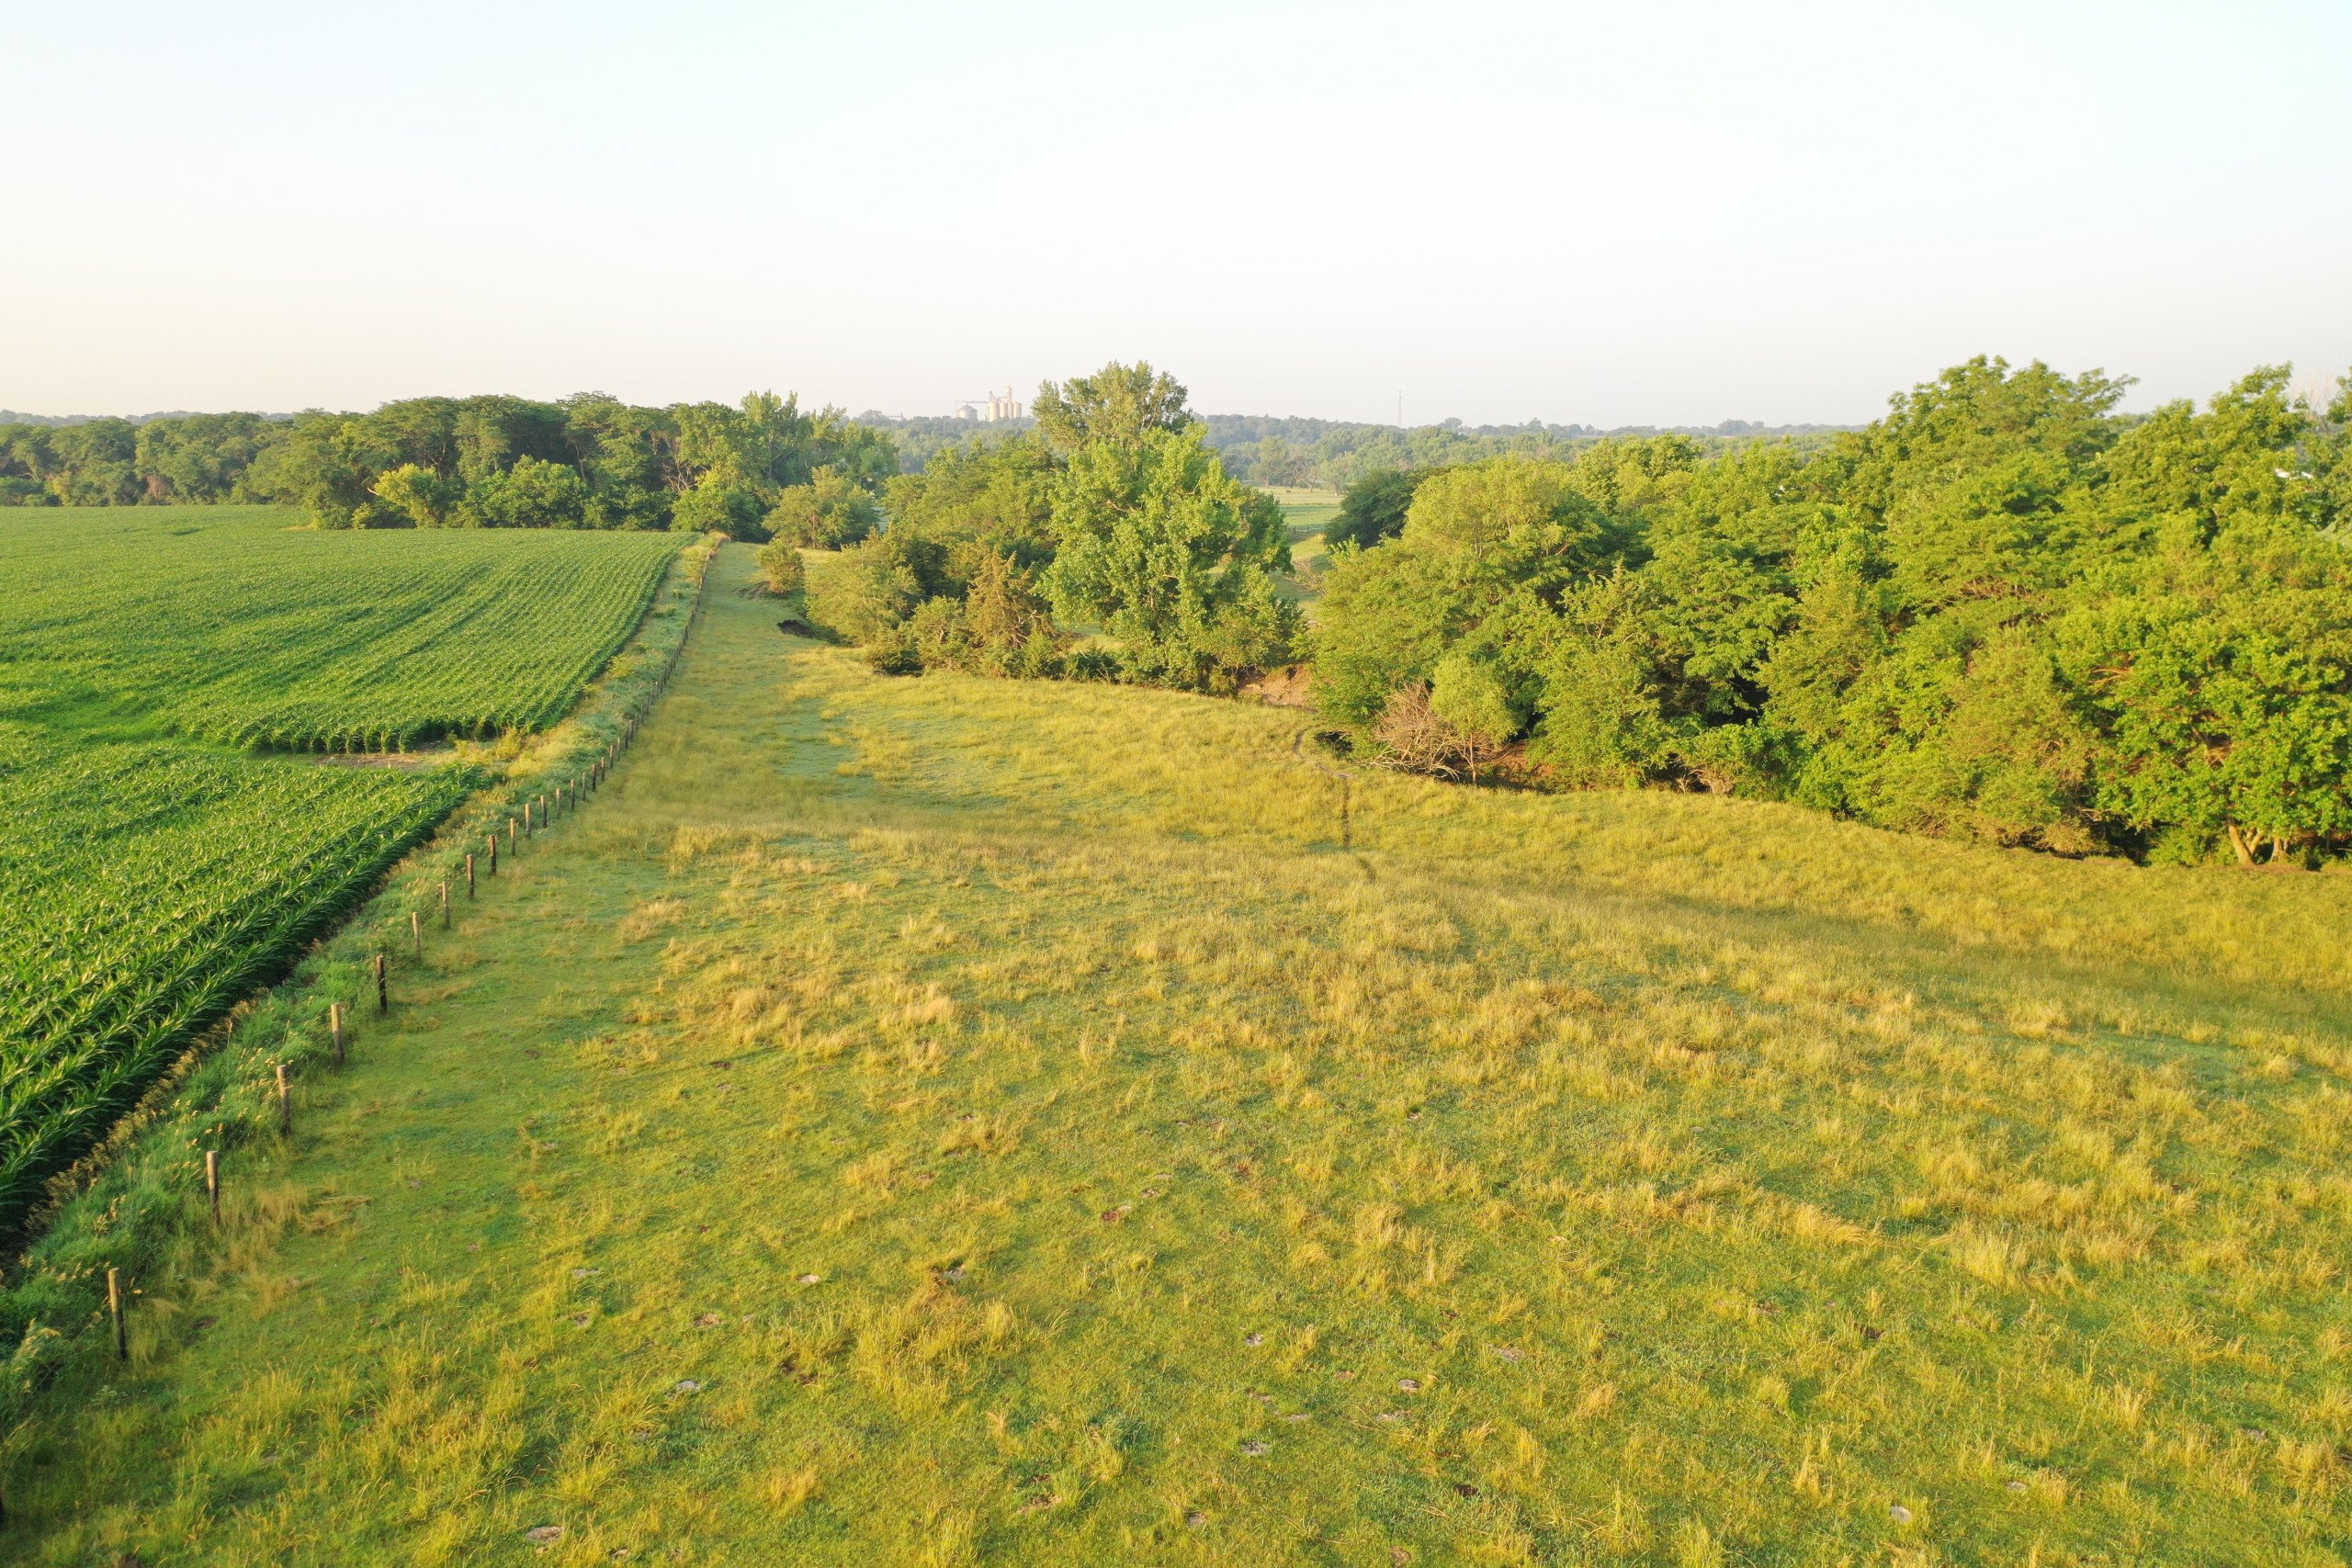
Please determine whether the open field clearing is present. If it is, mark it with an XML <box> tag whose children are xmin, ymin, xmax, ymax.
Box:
<box><xmin>17</xmin><ymin>544</ymin><xmax>2352</xmax><ymax>1565</ymax></box>
<box><xmin>0</xmin><ymin>507</ymin><xmax>679</xmax><ymax>751</ymax></box>
<box><xmin>0</xmin><ymin>509</ymin><xmax>684</xmax><ymax>1234</ymax></box>
<box><xmin>1267</xmin><ymin>487</ymin><xmax>1341</xmax><ymax>539</ymax></box>
<box><xmin>1270</xmin><ymin>487</ymin><xmax>1340</xmax><ymax>606</ymax></box>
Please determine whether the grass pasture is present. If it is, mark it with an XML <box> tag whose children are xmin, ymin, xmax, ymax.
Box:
<box><xmin>16</xmin><ymin>543</ymin><xmax>2352</xmax><ymax>1565</ymax></box>
<box><xmin>0</xmin><ymin>508</ymin><xmax>683</xmax><ymax>1235</ymax></box>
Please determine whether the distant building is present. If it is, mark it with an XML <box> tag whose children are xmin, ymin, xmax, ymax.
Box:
<box><xmin>954</xmin><ymin>385</ymin><xmax>1024</xmax><ymax>423</ymax></box>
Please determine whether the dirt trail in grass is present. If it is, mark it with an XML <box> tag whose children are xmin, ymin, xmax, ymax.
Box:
<box><xmin>20</xmin><ymin>546</ymin><xmax>2352</xmax><ymax>1566</ymax></box>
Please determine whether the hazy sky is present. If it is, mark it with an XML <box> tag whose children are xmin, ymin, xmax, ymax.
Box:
<box><xmin>4</xmin><ymin>0</ymin><xmax>2347</xmax><ymax>427</ymax></box>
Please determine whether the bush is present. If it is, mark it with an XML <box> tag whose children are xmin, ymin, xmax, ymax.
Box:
<box><xmin>372</xmin><ymin>463</ymin><xmax>463</xmax><ymax>527</ymax></box>
<box><xmin>765</xmin><ymin>469</ymin><xmax>880</xmax><ymax>548</ymax></box>
<box><xmin>808</xmin><ymin>532</ymin><xmax>950</xmax><ymax>646</ymax></box>
<box><xmin>756</xmin><ymin>538</ymin><xmax>807</xmax><ymax>600</ymax></box>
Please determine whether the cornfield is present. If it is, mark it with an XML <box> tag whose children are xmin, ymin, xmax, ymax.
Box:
<box><xmin>0</xmin><ymin>515</ymin><xmax>680</xmax><ymax>752</ymax></box>
<box><xmin>0</xmin><ymin>735</ymin><xmax>472</xmax><ymax>1229</ymax></box>
<box><xmin>0</xmin><ymin>509</ymin><xmax>685</xmax><ymax>1233</ymax></box>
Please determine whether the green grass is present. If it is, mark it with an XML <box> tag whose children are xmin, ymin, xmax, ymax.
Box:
<box><xmin>1269</xmin><ymin>487</ymin><xmax>1340</xmax><ymax>608</ymax></box>
<box><xmin>15</xmin><ymin>544</ymin><xmax>2352</xmax><ymax>1564</ymax></box>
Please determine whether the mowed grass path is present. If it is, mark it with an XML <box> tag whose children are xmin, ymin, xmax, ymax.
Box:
<box><xmin>22</xmin><ymin>546</ymin><xmax>2352</xmax><ymax>1565</ymax></box>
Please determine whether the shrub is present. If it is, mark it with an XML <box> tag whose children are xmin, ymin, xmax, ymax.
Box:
<box><xmin>765</xmin><ymin>469</ymin><xmax>880</xmax><ymax>548</ymax></box>
<box><xmin>756</xmin><ymin>538</ymin><xmax>807</xmax><ymax>600</ymax></box>
<box><xmin>371</xmin><ymin>463</ymin><xmax>464</xmax><ymax>527</ymax></box>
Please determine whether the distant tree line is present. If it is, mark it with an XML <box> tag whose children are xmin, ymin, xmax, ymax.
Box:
<box><xmin>803</xmin><ymin>364</ymin><xmax>1295</xmax><ymax>693</ymax></box>
<box><xmin>848</xmin><ymin>409</ymin><xmax>1849</xmax><ymax>487</ymax></box>
<box><xmin>0</xmin><ymin>395</ymin><xmax>897</xmax><ymax>534</ymax></box>
<box><xmin>1313</xmin><ymin>358</ymin><xmax>2352</xmax><ymax>866</ymax></box>
<box><xmin>850</xmin><ymin>413</ymin><xmax>1037</xmax><ymax>473</ymax></box>
<box><xmin>1197</xmin><ymin>413</ymin><xmax>1851</xmax><ymax>490</ymax></box>
<box><xmin>0</xmin><ymin>413</ymin><xmax>288</xmax><ymax>507</ymax></box>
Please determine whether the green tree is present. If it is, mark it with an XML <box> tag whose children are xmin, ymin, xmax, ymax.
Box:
<box><xmin>1034</xmin><ymin>362</ymin><xmax>1191</xmax><ymax>456</ymax></box>
<box><xmin>47</xmin><ymin>420</ymin><xmax>140</xmax><ymax>505</ymax></box>
<box><xmin>809</xmin><ymin>531</ymin><xmax>954</xmax><ymax>650</ymax></box>
<box><xmin>1521</xmin><ymin>574</ymin><xmax>1690</xmax><ymax>788</ymax></box>
<box><xmin>2066</xmin><ymin>513</ymin><xmax>2352</xmax><ymax>864</ymax></box>
<box><xmin>1428</xmin><ymin>646</ymin><xmax>1521</xmax><ymax>784</ymax></box>
<box><xmin>460</xmin><ymin>456</ymin><xmax>590</xmax><ymax>528</ymax></box>
<box><xmin>1326</xmin><ymin>468</ymin><xmax>1427</xmax><ymax>551</ymax></box>
<box><xmin>272</xmin><ymin>415</ymin><xmax>395</xmax><ymax>527</ymax></box>
<box><xmin>956</xmin><ymin>547</ymin><xmax>1062</xmax><ymax>677</ymax></box>
<box><xmin>372</xmin><ymin>464</ymin><xmax>464</xmax><ymax>527</ymax></box>
<box><xmin>1039</xmin><ymin>423</ymin><xmax>1295</xmax><ymax>692</ymax></box>
<box><xmin>882</xmin><ymin>434</ymin><xmax>1058</xmax><ymax>571</ymax></box>
<box><xmin>133</xmin><ymin>413</ymin><xmax>286</xmax><ymax>502</ymax></box>
<box><xmin>672</xmin><ymin>475</ymin><xmax>767</xmax><ymax>539</ymax></box>
<box><xmin>1310</xmin><ymin>457</ymin><xmax>1634</xmax><ymax>733</ymax></box>
<box><xmin>764</xmin><ymin>469</ymin><xmax>880</xmax><ymax>548</ymax></box>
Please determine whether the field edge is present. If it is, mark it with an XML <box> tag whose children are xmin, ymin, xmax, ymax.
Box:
<box><xmin>0</xmin><ymin>533</ymin><xmax>722</xmax><ymax>1438</ymax></box>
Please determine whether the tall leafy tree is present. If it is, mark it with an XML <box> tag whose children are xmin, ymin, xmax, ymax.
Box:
<box><xmin>764</xmin><ymin>469</ymin><xmax>880</xmax><ymax>548</ymax></box>
<box><xmin>1325</xmin><ymin>468</ymin><xmax>1426</xmax><ymax>551</ymax></box>
<box><xmin>1034</xmin><ymin>362</ymin><xmax>1191</xmax><ymax>456</ymax></box>
<box><xmin>1040</xmin><ymin>423</ymin><xmax>1295</xmax><ymax>692</ymax></box>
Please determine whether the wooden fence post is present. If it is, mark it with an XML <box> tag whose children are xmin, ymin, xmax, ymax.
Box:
<box><xmin>108</xmin><ymin>1268</ymin><xmax>127</xmax><ymax>1360</ymax></box>
<box><xmin>330</xmin><ymin>1000</ymin><xmax>345</xmax><ymax>1065</ymax></box>
<box><xmin>488</xmin><ymin>836</ymin><xmax>498</xmax><ymax>876</ymax></box>
<box><xmin>206</xmin><ymin>1149</ymin><xmax>220</xmax><ymax>1225</ymax></box>
<box><xmin>412</xmin><ymin>909</ymin><xmax>423</xmax><ymax>958</ymax></box>
<box><xmin>467</xmin><ymin>852</ymin><xmax>477</xmax><ymax>897</ymax></box>
<box><xmin>277</xmin><ymin>1062</ymin><xmax>292</xmax><ymax>1135</ymax></box>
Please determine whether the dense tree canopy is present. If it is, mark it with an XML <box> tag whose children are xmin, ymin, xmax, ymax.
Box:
<box><xmin>808</xmin><ymin>363</ymin><xmax>1297</xmax><ymax>692</ymax></box>
<box><xmin>1038</xmin><ymin>423</ymin><xmax>1294</xmax><ymax>691</ymax></box>
<box><xmin>0</xmin><ymin>393</ymin><xmax>897</xmax><ymax>534</ymax></box>
<box><xmin>1198</xmin><ymin>412</ymin><xmax>1850</xmax><ymax>490</ymax></box>
<box><xmin>1314</xmin><ymin>357</ymin><xmax>2352</xmax><ymax>865</ymax></box>
<box><xmin>764</xmin><ymin>469</ymin><xmax>883</xmax><ymax>549</ymax></box>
